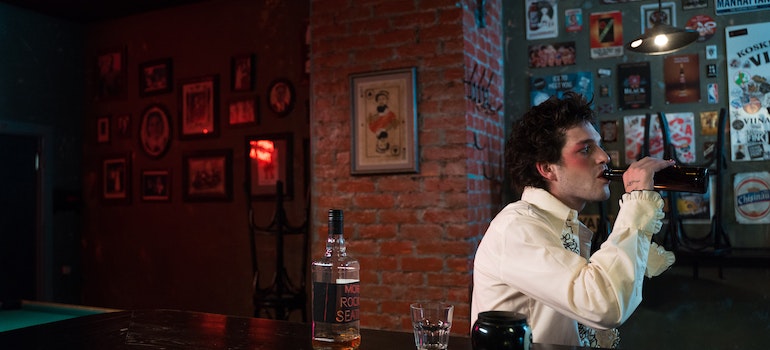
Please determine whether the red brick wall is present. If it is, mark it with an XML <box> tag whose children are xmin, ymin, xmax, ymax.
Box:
<box><xmin>309</xmin><ymin>0</ymin><xmax>503</xmax><ymax>334</ymax></box>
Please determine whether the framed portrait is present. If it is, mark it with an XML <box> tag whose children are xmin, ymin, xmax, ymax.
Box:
<box><xmin>97</xmin><ymin>116</ymin><xmax>110</xmax><ymax>144</ymax></box>
<box><xmin>266</xmin><ymin>78</ymin><xmax>295</xmax><ymax>117</ymax></box>
<box><xmin>96</xmin><ymin>47</ymin><xmax>127</xmax><ymax>100</ymax></box>
<box><xmin>245</xmin><ymin>133</ymin><xmax>294</xmax><ymax>200</ymax></box>
<box><xmin>139</xmin><ymin>104</ymin><xmax>172</xmax><ymax>159</ymax></box>
<box><xmin>115</xmin><ymin>114</ymin><xmax>131</xmax><ymax>139</ymax></box>
<box><xmin>231</xmin><ymin>54</ymin><xmax>255</xmax><ymax>92</ymax></box>
<box><xmin>141</xmin><ymin>169</ymin><xmax>171</xmax><ymax>202</ymax></box>
<box><xmin>350</xmin><ymin>67</ymin><xmax>419</xmax><ymax>175</ymax></box>
<box><xmin>228</xmin><ymin>95</ymin><xmax>259</xmax><ymax>126</ymax></box>
<box><xmin>139</xmin><ymin>58</ymin><xmax>173</xmax><ymax>96</ymax></box>
<box><xmin>102</xmin><ymin>154</ymin><xmax>131</xmax><ymax>204</ymax></box>
<box><xmin>183</xmin><ymin>149</ymin><xmax>232</xmax><ymax>202</ymax></box>
<box><xmin>179</xmin><ymin>75</ymin><xmax>219</xmax><ymax>139</ymax></box>
<box><xmin>600</xmin><ymin>120</ymin><xmax>618</xmax><ymax>143</ymax></box>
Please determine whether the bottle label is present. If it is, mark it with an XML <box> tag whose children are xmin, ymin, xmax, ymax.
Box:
<box><xmin>312</xmin><ymin>281</ymin><xmax>360</xmax><ymax>324</ymax></box>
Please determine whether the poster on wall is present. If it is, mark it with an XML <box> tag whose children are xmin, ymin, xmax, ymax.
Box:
<box><xmin>589</xmin><ymin>11</ymin><xmax>624</xmax><ymax>59</ymax></box>
<box><xmin>565</xmin><ymin>8</ymin><xmax>583</xmax><ymax>33</ymax></box>
<box><xmin>664</xmin><ymin>54</ymin><xmax>701</xmax><ymax>104</ymax></box>
<box><xmin>528</xmin><ymin>41</ymin><xmax>576</xmax><ymax>68</ymax></box>
<box><xmin>716</xmin><ymin>0</ymin><xmax>770</xmax><ymax>15</ymax></box>
<box><xmin>617</xmin><ymin>62</ymin><xmax>651</xmax><ymax>110</ymax></box>
<box><xmin>623</xmin><ymin>112</ymin><xmax>696</xmax><ymax>165</ymax></box>
<box><xmin>733</xmin><ymin>172</ymin><xmax>770</xmax><ymax>224</ymax></box>
<box><xmin>685</xmin><ymin>15</ymin><xmax>717</xmax><ymax>42</ymax></box>
<box><xmin>526</xmin><ymin>0</ymin><xmax>558</xmax><ymax>40</ymax></box>
<box><xmin>725</xmin><ymin>23</ymin><xmax>770</xmax><ymax>161</ymax></box>
<box><xmin>529</xmin><ymin>72</ymin><xmax>593</xmax><ymax>107</ymax></box>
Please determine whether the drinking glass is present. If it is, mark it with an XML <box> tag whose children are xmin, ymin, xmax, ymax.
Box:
<box><xmin>410</xmin><ymin>302</ymin><xmax>454</xmax><ymax>350</ymax></box>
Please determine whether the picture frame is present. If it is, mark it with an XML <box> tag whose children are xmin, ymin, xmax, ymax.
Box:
<box><xmin>102</xmin><ymin>154</ymin><xmax>131</xmax><ymax>204</ymax></box>
<box><xmin>350</xmin><ymin>67</ymin><xmax>419</xmax><ymax>175</ymax></box>
<box><xmin>641</xmin><ymin>2</ymin><xmax>675</xmax><ymax>34</ymax></box>
<box><xmin>245</xmin><ymin>133</ymin><xmax>294</xmax><ymax>200</ymax></box>
<box><xmin>97</xmin><ymin>116</ymin><xmax>110</xmax><ymax>144</ymax></box>
<box><xmin>179</xmin><ymin>75</ymin><xmax>219</xmax><ymax>139</ymax></box>
<box><xmin>231</xmin><ymin>53</ymin><xmax>255</xmax><ymax>92</ymax></box>
<box><xmin>115</xmin><ymin>114</ymin><xmax>131</xmax><ymax>139</ymax></box>
<box><xmin>96</xmin><ymin>47</ymin><xmax>127</xmax><ymax>100</ymax></box>
<box><xmin>141</xmin><ymin>169</ymin><xmax>171</xmax><ymax>202</ymax></box>
<box><xmin>182</xmin><ymin>149</ymin><xmax>232</xmax><ymax>202</ymax></box>
<box><xmin>228</xmin><ymin>95</ymin><xmax>259</xmax><ymax>126</ymax></box>
<box><xmin>139</xmin><ymin>104</ymin><xmax>172</xmax><ymax>159</ymax></box>
<box><xmin>139</xmin><ymin>58</ymin><xmax>173</xmax><ymax>96</ymax></box>
<box><xmin>266</xmin><ymin>78</ymin><xmax>295</xmax><ymax>117</ymax></box>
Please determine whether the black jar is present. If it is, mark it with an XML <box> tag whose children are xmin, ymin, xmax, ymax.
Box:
<box><xmin>471</xmin><ymin>311</ymin><xmax>532</xmax><ymax>350</ymax></box>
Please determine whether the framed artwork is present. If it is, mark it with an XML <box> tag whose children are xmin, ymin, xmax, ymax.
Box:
<box><xmin>267</xmin><ymin>78</ymin><xmax>295</xmax><ymax>117</ymax></box>
<box><xmin>349</xmin><ymin>67</ymin><xmax>419</xmax><ymax>175</ymax></box>
<box><xmin>231</xmin><ymin>54</ymin><xmax>255</xmax><ymax>92</ymax></box>
<box><xmin>139</xmin><ymin>104</ymin><xmax>172</xmax><ymax>159</ymax></box>
<box><xmin>141</xmin><ymin>169</ymin><xmax>171</xmax><ymax>202</ymax></box>
<box><xmin>600</xmin><ymin>120</ymin><xmax>618</xmax><ymax>142</ymax></box>
<box><xmin>115</xmin><ymin>114</ymin><xmax>131</xmax><ymax>139</ymax></box>
<box><xmin>139</xmin><ymin>58</ymin><xmax>173</xmax><ymax>96</ymax></box>
<box><xmin>246</xmin><ymin>133</ymin><xmax>294</xmax><ymax>200</ymax></box>
<box><xmin>102</xmin><ymin>154</ymin><xmax>131</xmax><ymax>204</ymax></box>
<box><xmin>229</xmin><ymin>95</ymin><xmax>259</xmax><ymax>126</ymax></box>
<box><xmin>179</xmin><ymin>75</ymin><xmax>219</xmax><ymax>139</ymax></box>
<box><xmin>96</xmin><ymin>47</ymin><xmax>127</xmax><ymax>100</ymax></box>
<box><xmin>97</xmin><ymin>116</ymin><xmax>110</xmax><ymax>143</ymax></box>
<box><xmin>641</xmin><ymin>2</ymin><xmax>675</xmax><ymax>34</ymax></box>
<box><xmin>182</xmin><ymin>149</ymin><xmax>232</xmax><ymax>202</ymax></box>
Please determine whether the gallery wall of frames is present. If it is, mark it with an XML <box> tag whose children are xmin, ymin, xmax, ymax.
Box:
<box><xmin>510</xmin><ymin>1</ymin><xmax>770</xmax><ymax>247</ymax></box>
<box><xmin>81</xmin><ymin>1</ymin><xmax>311</xmax><ymax>316</ymax></box>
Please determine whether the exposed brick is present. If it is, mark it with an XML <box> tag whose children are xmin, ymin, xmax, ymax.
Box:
<box><xmin>401</xmin><ymin>257</ymin><xmax>444</xmax><ymax>271</ymax></box>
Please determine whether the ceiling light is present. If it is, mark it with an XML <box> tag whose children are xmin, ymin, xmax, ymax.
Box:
<box><xmin>625</xmin><ymin>1</ymin><xmax>699</xmax><ymax>55</ymax></box>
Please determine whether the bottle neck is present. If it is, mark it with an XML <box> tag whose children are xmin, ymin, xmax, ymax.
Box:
<box><xmin>325</xmin><ymin>233</ymin><xmax>346</xmax><ymax>257</ymax></box>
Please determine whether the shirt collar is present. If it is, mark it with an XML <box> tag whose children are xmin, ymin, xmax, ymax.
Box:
<box><xmin>520</xmin><ymin>186</ymin><xmax>581</xmax><ymax>227</ymax></box>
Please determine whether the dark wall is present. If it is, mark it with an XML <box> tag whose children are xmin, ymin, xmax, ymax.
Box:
<box><xmin>0</xmin><ymin>3</ymin><xmax>85</xmax><ymax>302</ymax></box>
<box><xmin>80</xmin><ymin>0</ymin><xmax>310</xmax><ymax>317</ymax></box>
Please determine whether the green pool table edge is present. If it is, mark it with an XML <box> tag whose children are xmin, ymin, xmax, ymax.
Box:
<box><xmin>1</xmin><ymin>300</ymin><xmax>120</xmax><ymax>333</ymax></box>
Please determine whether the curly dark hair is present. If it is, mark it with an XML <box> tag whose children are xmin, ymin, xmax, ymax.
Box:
<box><xmin>506</xmin><ymin>92</ymin><xmax>595</xmax><ymax>193</ymax></box>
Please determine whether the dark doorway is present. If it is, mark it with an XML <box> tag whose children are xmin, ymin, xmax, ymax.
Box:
<box><xmin>0</xmin><ymin>133</ymin><xmax>40</xmax><ymax>302</ymax></box>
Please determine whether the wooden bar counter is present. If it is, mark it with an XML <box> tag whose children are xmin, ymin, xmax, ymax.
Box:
<box><xmin>0</xmin><ymin>308</ymin><xmax>597</xmax><ymax>349</ymax></box>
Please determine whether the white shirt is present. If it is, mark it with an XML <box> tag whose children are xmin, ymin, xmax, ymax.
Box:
<box><xmin>471</xmin><ymin>187</ymin><xmax>665</xmax><ymax>347</ymax></box>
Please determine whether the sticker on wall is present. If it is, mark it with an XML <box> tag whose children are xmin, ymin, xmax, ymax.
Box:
<box><xmin>733</xmin><ymin>172</ymin><xmax>770</xmax><ymax>224</ymax></box>
<box><xmin>529</xmin><ymin>71</ymin><xmax>593</xmax><ymax>107</ymax></box>
<box><xmin>706</xmin><ymin>63</ymin><xmax>717</xmax><ymax>78</ymax></box>
<box><xmin>599</xmin><ymin>84</ymin><xmax>611</xmax><ymax>97</ymax></box>
<box><xmin>664</xmin><ymin>54</ymin><xmax>700</xmax><ymax>104</ymax></box>
<box><xmin>526</xmin><ymin>0</ymin><xmax>558</xmax><ymax>40</ymax></box>
<box><xmin>706</xmin><ymin>45</ymin><xmax>718</xmax><ymax>60</ymax></box>
<box><xmin>685</xmin><ymin>15</ymin><xmax>716</xmax><ymax>42</ymax></box>
<box><xmin>700</xmin><ymin>110</ymin><xmax>719</xmax><ymax>136</ymax></box>
<box><xmin>683</xmin><ymin>0</ymin><xmax>708</xmax><ymax>10</ymax></box>
<box><xmin>640</xmin><ymin>2</ymin><xmax>676</xmax><ymax>34</ymax></box>
<box><xmin>617</xmin><ymin>62</ymin><xmax>651</xmax><ymax>110</ymax></box>
<box><xmin>565</xmin><ymin>8</ymin><xmax>583</xmax><ymax>33</ymax></box>
<box><xmin>725</xmin><ymin>22</ymin><xmax>770</xmax><ymax>162</ymax></box>
<box><xmin>589</xmin><ymin>11</ymin><xmax>624</xmax><ymax>59</ymax></box>
<box><xmin>597</xmin><ymin>103</ymin><xmax>614</xmax><ymax>114</ymax></box>
<box><xmin>597</xmin><ymin>68</ymin><xmax>612</xmax><ymax>78</ymax></box>
<box><xmin>600</xmin><ymin>120</ymin><xmax>618</xmax><ymax>142</ymax></box>
<box><xmin>717</xmin><ymin>1</ymin><xmax>770</xmax><ymax>15</ymax></box>
<box><xmin>703</xmin><ymin>141</ymin><xmax>715</xmax><ymax>160</ymax></box>
<box><xmin>607</xmin><ymin>149</ymin><xmax>620</xmax><ymax>168</ymax></box>
<box><xmin>707</xmin><ymin>83</ymin><xmax>718</xmax><ymax>104</ymax></box>
<box><xmin>528</xmin><ymin>41</ymin><xmax>576</xmax><ymax>68</ymax></box>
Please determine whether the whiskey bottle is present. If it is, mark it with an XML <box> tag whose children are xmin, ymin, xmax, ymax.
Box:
<box><xmin>679</xmin><ymin>63</ymin><xmax>686</xmax><ymax>91</ymax></box>
<box><xmin>603</xmin><ymin>165</ymin><xmax>710</xmax><ymax>193</ymax></box>
<box><xmin>312</xmin><ymin>209</ymin><xmax>361</xmax><ymax>350</ymax></box>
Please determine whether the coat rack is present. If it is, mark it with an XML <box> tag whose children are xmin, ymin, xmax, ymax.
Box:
<box><xmin>248</xmin><ymin>180</ymin><xmax>309</xmax><ymax>321</ymax></box>
<box><xmin>464</xmin><ymin>63</ymin><xmax>501</xmax><ymax>115</ymax></box>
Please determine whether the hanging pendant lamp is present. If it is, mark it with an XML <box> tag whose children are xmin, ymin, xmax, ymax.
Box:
<box><xmin>625</xmin><ymin>0</ymin><xmax>698</xmax><ymax>55</ymax></box>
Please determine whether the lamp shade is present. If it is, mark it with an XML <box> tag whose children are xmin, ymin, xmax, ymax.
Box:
<box><xmin>626</xmin><ymin>23</ymin><xmax>699</xmax><ymax>55</ymax></box>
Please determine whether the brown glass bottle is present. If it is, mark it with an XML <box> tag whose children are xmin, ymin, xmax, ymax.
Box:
<box><xmin>603</xmin><ymin>165</ymin><xmax>710</xmax><ymax>193</ymax></box>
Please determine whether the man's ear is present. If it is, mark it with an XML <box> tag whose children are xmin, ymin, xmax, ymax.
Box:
<box><xmin>536</xmin><ymin>162</ymin><xmax>557</xmax><ymax>182</ymax></box>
